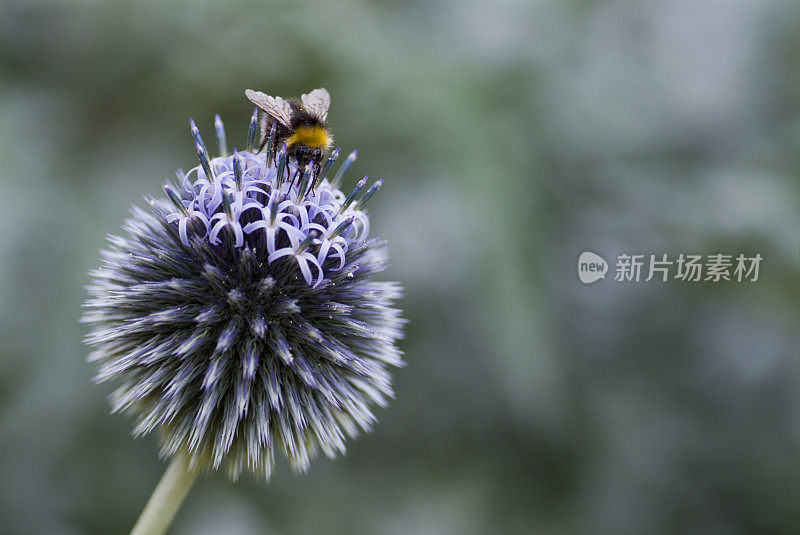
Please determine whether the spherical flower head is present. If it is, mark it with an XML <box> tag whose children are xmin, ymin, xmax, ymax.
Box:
<box><xmin>83</xmin><ymin>115</ymin><xmax>404</xmax><ymax>479</ymax></box>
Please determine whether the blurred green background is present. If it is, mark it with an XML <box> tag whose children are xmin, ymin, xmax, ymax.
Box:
<box><xmin>2</xmin><ymin>1</ymin><xmax>799</xmax><ymax>534</ymax></box>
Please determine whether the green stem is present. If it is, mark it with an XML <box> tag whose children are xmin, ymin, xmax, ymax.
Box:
<box><xmin>130</xmin><ymin>451</ymin><xmax>199</xmax><ymax>535</ymax></box>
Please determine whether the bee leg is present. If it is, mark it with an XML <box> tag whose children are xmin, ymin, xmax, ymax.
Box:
<box><xmin>288</xmin><ymin>164</ymin><xmax>299</xmax><ymax>189</ymax></box>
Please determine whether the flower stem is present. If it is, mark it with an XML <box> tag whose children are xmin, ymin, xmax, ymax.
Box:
<box><xmin>130</xmin><ymin>451</ymin><xmax>199</xmax><ymax>535</ymax></box>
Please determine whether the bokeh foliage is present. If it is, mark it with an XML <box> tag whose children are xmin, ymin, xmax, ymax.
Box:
<box><xmin>1</xmin><ymin>1</ymin><xmax>799</xmax><ymax>534</ymax></box>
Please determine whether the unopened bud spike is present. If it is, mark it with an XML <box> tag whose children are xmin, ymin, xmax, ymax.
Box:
<box><xmin>339</xmin><ymin>176</ymin><xmax>368</xmax><ymax>214</ymax></box>
<box><xmin>353</xmin><ymin>179</ymin><xmax>383</xmax><ymax>210</ymax></box>
<box><xmin>215</xmin><ymin>114</ymin><xmax>228</xmax><ymax>157</ymax></box>
<box><xmin>330</xmin><ymin>150</ymin><xmax>357</xmax><ymax>189</ymax></box>
<box><xmin>246</xmin><ymin>108</ymin><xmax>259</xmax><ymax>153</ymax></box>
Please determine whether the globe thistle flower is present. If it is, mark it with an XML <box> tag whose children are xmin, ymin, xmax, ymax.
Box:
<box><xmin>83</xmin><ymin>111</ymin><xmax>404</xmax><ymax>481</ymax></box>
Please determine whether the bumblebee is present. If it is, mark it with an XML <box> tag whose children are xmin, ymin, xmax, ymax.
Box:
<box><xmin>245</xmin><ymin>87</ymin><xmax>333</xmax><ymax>178</ymax></box>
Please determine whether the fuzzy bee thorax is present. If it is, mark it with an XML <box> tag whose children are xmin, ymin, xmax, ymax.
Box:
<box><xmin>286</xmin><ymin>124</ymin><xmax>332</xmax><ymax>150</ymax></box>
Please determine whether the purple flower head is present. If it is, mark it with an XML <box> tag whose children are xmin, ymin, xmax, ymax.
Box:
<box><xmin>83</xmin><ymin>113</ymin><xmax>405</xmax><ymax>479</ymax></box>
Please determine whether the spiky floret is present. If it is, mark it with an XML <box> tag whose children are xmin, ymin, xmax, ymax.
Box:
<box><xmin>83</xmin><ymin>115</ymin><xmax>404</xmax><ymax>479</ymax></box>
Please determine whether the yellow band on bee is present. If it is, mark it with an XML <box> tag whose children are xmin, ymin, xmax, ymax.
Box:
<box><xmin>287</xmin><ymin>125</ymin><xmax>331</xmax><ymax>150</ymax></box>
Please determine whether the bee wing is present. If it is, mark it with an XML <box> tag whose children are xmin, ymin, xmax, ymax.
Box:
<box><xmin>301</xmin><ymin>88</ymin><xmax>331</xmax><ymax>122</ymax></box>
<box><xmin>245</xmin><ymin>89</ymin><xmax>293</xmax><ymax>128</ymax></box>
